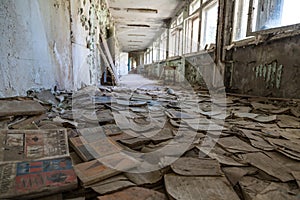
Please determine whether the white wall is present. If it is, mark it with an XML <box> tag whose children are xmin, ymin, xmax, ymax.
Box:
<box><xmin>0</xmin><ymin>0</ymin><xmax>73</xmax><ymax>97</ymax></box>
<box><xmin>0</xmin><ymin>0</ymin><xmax>115</xmax><ymax>97</ymax></box>
<box><xmin>70</xmin><ymin>0</ymin><xmax>103</xmax><ymax>89</ymax></box>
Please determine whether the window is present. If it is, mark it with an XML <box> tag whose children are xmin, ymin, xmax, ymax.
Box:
<box><xmin>147</xmin><ymin>50</ymin><xmax>150</xmax><ymax>64</ymax></box>
<box><xmin>189</xmin><ymin>0</ymin><xmax>201</xmax><ymax>15</ymax></box>
<box><xmin>184</xmin><ymin>0</ymin><xmax>202</xmax><ymax>54</ymax></box>
<box><xmin>169</xmin><ymin>29</ymin><xmax>176</xmax><ymax>57</ymax></box>
<box><xmin>200</xmin><ymin>1</ymin><xmax>218</xmax><ymax>49</ymax></box>
<box><xmin>252</xmin><ymin>0</ymin><xmax>300</xmax><ymax>32</ymax></box>
<box><xmin>171</xmin><ymin>20</ymin><xmax>176</xmax><ymax>29</ymax></box>
<box><xmin>145</xmin><ymin>50</ymin><xmax>150</xmax><ymax>64</ymax></box>
<box><xmin>146</xmin><ymin>0</ymin><xmax>222</xmax><ymax>59</ymax></box>
<box><xmin>184</xmin><ymin>18</ymin><xmax>192</xmax><ymax>54</ymax></box>
<box><xmin>233</xmin><ymin>0</ymin><xmax>300</xmax><ymax>41</ymax></box>
<box><xmin>169</xmin><ymin>12</ymin><xmax>184</xmax><ymax>57</ymax></box>
<box><xmin>145</xmin><ymin>49</ymin><xmax>151</xmax><ymax>64</ymax></box>
<box><xmin>184</xmin><ymin>0</ymin><xmax>219</xmax><ymax>53</ymax></box>
<box><xmin>178</xmin><ymin>29</ymin><xmax>183</xmax><ymax>56</ymax></box>
<box><xmin>185</xmin><ymin>15</ymin><xmax>200</xmax><ymax>53</ymax></box>
<box><xmin>177</xmin><ymin>12</ymin><xmax>184</xmax><ymax>25</ymax></box>
<box><xmin>191</xmin><ymin>17</ymin><xmax>200</xmax><ymax>52</ymax></box>
<box><xmin>159</xmin><ymin>33</ymin><xmax>166</xmax><ymax>61</ymax></box>
<box><xmin>233</xmin><ymin>0</ymin><xmax>250</xmax><ymax>41</ymax></box>
<box><xmin>149</xmin><ymin>48</ymin><xmax>153</xmax><ymax>63</ymax></box>
<box><xmin>153</xmin><ymin>41</ymin><xmax>159</xmax><ymax>62</ymax></box>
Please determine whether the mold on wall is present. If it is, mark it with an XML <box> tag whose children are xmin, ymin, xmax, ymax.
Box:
<box><xmin>0</xmin><ymin>0</ymin><xmax>73</xmax><ymax>97</ymax></box>
<box><xmin>185</xmin><ymin>63</ymin><xmax>206</xmax><ymax>86</ymax></box>
<box><xmin>185</xmin><ymin>52</ymin><xmax>216</xmax><ymax>89</ymax></box>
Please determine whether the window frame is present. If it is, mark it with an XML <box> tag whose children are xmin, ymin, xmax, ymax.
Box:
<box><xmin>184</xmin><ymin>0</ymin><xmax>219</xmax><ymax>53</ymax></box>
<box><xmin>189</xmin><ymin>0</ymin><xmax>201</xmax><ymax>15</ymax></box>
<box><xmin>184</xmin><ymin>9</ymin><xmax>201</xmax><ymax>53</ymax></box>
<box><xmin>232</xmin><ymin>0</ymin><xmax>251</xmax><ymax>41</ymax></box>
<box><xmin>191</xmin><ymin>15</ymin><xmax>200</xmax><ymax>52</ymax></box>
<box><xmin>246</xmin><ymin>0</ymin><xmax>300</xmax><ymax>36</ymax></box>
<box><xmin>200</xmin><ymin>0</ymin><xmax>218</xmax><ymax>50</ymax></box>
<box><xmin>169</xmin><ymin>12</ymin><xmax>184</xmax><ymax>57</ymax></box>
<box><xmin>159</xmin><ymin>31</ymin><xmax>168</xmax><ymax>61</ymax></box>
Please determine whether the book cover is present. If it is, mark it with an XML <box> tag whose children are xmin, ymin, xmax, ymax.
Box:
<box><xmin>0</xmin><ymin>129</ymin><xmax>69</xmax><ymax>162</ymax></box>
<box><xmin>0</xmin><ymin>157</ymin><xmax>77</xmax><ymax>199</ymax></box>
<box><xmin>74</xmin><ymin>159</ymin><xmax>120</xmax><ymax>186</ymax></box>
<box><xmin>69</xmin><ymin>136</ymin><xmax>98</xmax><ymax>162</ymax></box>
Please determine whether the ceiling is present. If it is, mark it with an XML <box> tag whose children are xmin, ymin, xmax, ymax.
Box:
<box><xmin>106</xmin><ymin>0</ymin><xmax>183</xmax><ymax>52</ymax></box>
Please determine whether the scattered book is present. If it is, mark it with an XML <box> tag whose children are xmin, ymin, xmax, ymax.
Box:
<box><xmin>0</xmin><ymin>157</ymin><xmax>77</xmax><ymax>199</ymax></box>
<box><xmin>0</xmin><ymin>129</ymin><xmax>69</xmax><ymax>162</ymax></box>
<box><xmin>74</xmin><ymin>159</ymin><xmax>121</xmax><ymax>186</ymax></box>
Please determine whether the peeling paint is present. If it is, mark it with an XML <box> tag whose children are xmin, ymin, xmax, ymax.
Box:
<box><xmin>262</xmin><ymin>65</ymin><xmax>267</xmax><ymax>78</ymax></box>
<box><xmin>0</xmin><ymin>0</ymin><xmax>72</xmax><ymax>97</ymax></box>
<box><xmin>270</xmin><ymin>62</ymin><xmax>276</xmax><ymax>88</ymax></box>
<box><xmin>71</xmin><ymin>0</ymin><xmax>114</xmax><ymax>89</ymax></box>
<box><xmin>254</xmin><ymin>61</ymin><xmax>283</xmax><ymax>89</ymax></box>
<box><xmin>276</xmin><ymin>65</ymin><xmax>283</xmax><ymax>89</ymax></box>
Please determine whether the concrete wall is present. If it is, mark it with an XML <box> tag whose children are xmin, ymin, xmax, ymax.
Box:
<box><xmin>0</xmin><ymin>0</ymin><xmax>73</xmax><ymax>97</ymax></box>
<box><xmin>71</xmin><ymin>0</ymin><xmax>105</xmax><ymax>89</ymax></box>
<box><xmin>0</xmin><ymin>0</ymin><xmax>115</xmax><ymax>97</ymax></box>
<box><xmin>143</xmin><ymin>57</ymin><xmax>186</xmax><ymax>84</ymax></box>
<box><xmin>220</xmin><ymin>0</ymin><xmax>300</xmax><ymax>99</ymax></box>
<box><xmin>227</xmin><ymin>35</ymin><xmax>300</xmax><ymax>99</ymax></box>
<box><xmin>184</xmin><ymin>52</ymin><xmax>215</xmax><ymax>87</ymax></box>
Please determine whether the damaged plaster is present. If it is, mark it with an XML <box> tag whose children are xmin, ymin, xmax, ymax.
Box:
<box><xmin>253</xmin><ymin>61</ymin><xmax>283</xmax><ymax>89</ymax></box>
<box><xmin>71</xmin><ymin>0</ymin><xmax>116</xmax><ymax>89</ymax></box>
<box><xmin>0</xmin><ymin>0</ymin><xmax>116</xmax><ymax>97</ymax></box>
<box><xmin>228</xmin><ymin>34</ymin><xmax>300</xmax><ymax>98</ymax></box>
<box><xmin>0</xmin><ymin>0</ymin><xmax>73</xmax><ymax>97</ymax></box>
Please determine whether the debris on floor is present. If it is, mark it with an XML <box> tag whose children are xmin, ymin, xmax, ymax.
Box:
<box><xmin>0</xmin><ymin>84</ymin><xmax>299</xmax><ymax>200</ymax></box>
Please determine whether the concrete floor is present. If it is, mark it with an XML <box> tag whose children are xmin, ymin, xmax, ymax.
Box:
<box><xmin>1</xmin><ymin>74</ymin><xmax>299</xmax><ymax>200</ymax></box>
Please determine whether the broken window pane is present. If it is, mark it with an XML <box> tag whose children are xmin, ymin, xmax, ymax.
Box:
<box><xmin>253</xmin><ymin>0</ymin><xmax>300</xmax><ymax>31</ymax></box>
<box><xmin>200</xmin><ymin>1</ymin><xmax>218</xmax><ymax>49</ymax></box>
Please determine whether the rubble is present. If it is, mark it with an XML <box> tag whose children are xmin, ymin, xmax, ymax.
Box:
<box><xmin>0</xmin><ymin>83</ymin><xmax>299</xmax><ymax>199</ymax></box>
